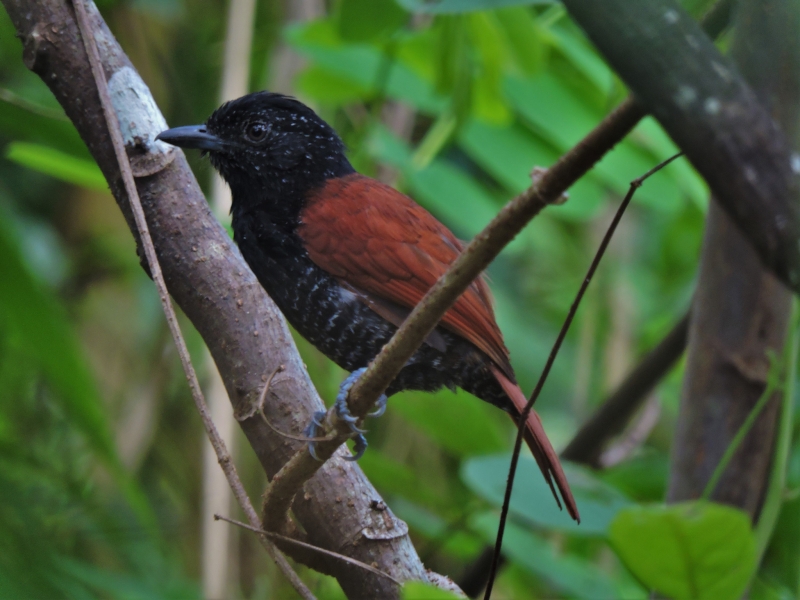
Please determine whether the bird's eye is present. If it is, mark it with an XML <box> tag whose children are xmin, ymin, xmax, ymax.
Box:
<box><xmin>245</xmin><ymin>122</ymin><xmax>269</xmax><ymax>143</ymax></box>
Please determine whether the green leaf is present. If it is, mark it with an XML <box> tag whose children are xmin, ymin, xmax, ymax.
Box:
<box><xmin>506</xmin><ymin>74</ymin><xmax>685</xmax><ymax>212</ymax></box>
<box><xmin>467</xmin><ymin>13</ymin><xmax>512</xmax><ymax>124</ymax></box>
<box><xmin>494</xmin><ymin>7</ymin><xmax>546</xmax><ymax>75</ymax></box>
<box><xmin>4</xmin><ymin>141</ymin><xmax>107</xmax><ymax>190</ymax></box>
<box><xmin>338</xmin><ymin>0</ymin><xmax>408</xmax><ymax>42</ymax></box>
<box><xmin>295</xmin><ymin>65</ymin><xmax>372</xmax><ymax>104</ymax></box>
<box><xmin>0</xmin><ymin>213</ymin><xmax>115</xmax><ymax>463</ymax></box>
<box><xmin>402</xmin><ymin>581</ymin><xmax>462</xmax><ymax>599</ymax></box>
<box><xmin>458</xmin><ymin>119</ymin><xmax>606</xmax><ymax>220</ymax></box>
<box><xmin>396</xmin><ymin>0</ymin><xmax>557</xmax><ymax>14</ymax></box>
<box><xmin>599</xmin><ymin>451</ymin><xmax>669</xmax><ymax>502</ymax></box>
<box><xmin>609</xmin><ymin>502</ymin><xmax>757</xmax><ymax>600</ymax></box>
<box><xmin>548</xmin><ymin>23</ymin><xmax>613</xmax><ymax>94</ymax></box>
<box><xmin>0</xmin><ymin>91</ymin><xmax>87</xmax><ymax>157</ymax></box>
<box><xmin>390</xmin><ymin>388</ymin><xmax>508</xmax><ymax>456</ymax></box>
<box><xmin>462</xmin><ymin>455</ymin><xmax>632</xmax><ymax>535</ymax></box>
<box><xmin>286</xmin><ymin>20</ymin><xmax>445</xmax><ymax>113</ymax></box>
<box><xmin>471</xmin><ymin>512</ymin><xmax>643</xmax><ymax>599</ymax></box>
<box><xmin>411</xmin><ymin>112</ymin><xmax>457</xmax><ymax>168</ymax></box>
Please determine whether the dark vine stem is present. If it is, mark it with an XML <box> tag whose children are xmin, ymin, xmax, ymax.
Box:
<box><xmin>483</xmin><ymin>153</ymin><xmax>683</xmax><ymax>600</ymax></box>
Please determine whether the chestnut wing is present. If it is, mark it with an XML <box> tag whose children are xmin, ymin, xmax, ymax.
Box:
<box><xmin>298</xmin><ymin>174</ymin><xmax>513</xmax><ymax>378</ymax></box>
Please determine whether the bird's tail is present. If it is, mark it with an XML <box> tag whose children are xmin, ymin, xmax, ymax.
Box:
<box><xmin>490</xmin><ymin>364</ymin><xmax>580</xmax><ymax>523</ymax></box>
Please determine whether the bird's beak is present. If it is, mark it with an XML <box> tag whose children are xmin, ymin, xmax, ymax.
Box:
<box><xmin>156</xmin><ymin>125</ymin><xmax>225</xmax><ymax>151</ymax></box>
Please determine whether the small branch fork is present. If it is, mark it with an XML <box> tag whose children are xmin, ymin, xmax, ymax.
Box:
<box><xmin>70</xmin><ymin>1</ymin><xmax>315</xmax><ymax>598</ymax></box>
<box><xmin>483</xmin><ymin>153</ymin><xmax>683</xmax><ymax>599</ymax></box>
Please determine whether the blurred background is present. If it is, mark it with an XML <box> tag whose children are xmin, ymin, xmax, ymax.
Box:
<box><xmin>2</xmin><ymin>0</ymin><xmax>792</xmax><ymax>598</ymax></box>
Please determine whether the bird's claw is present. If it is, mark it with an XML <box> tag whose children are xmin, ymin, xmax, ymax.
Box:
<box><xmin>332</xmin><ymin>367</ymin><xmax>388</xmax><ymax>459</ymax></box>
<box><xmin>368</xmin><ymin>393</ymin><xmax>387</xmax><ymax>418</ymax></box>
<box><xmin>304</xmin><ymin>368</ymin><xmax>389</xmax><ymax>461</ymax></box>
<box><xmin>343</xmin><ymin>434</ymin><xmax>368</xmax><ymax>461</ymax></box>
<box><xmin>305</xmin><ymin>410</ymin><xmax>327</xmax><ymax>461</ymax></box>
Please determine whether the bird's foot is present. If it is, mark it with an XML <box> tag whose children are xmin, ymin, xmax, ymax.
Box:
<box><xmin>305</xmin><ymin>368</ymin><xmax>388</xmax><ymax>462</ymax></box>
<box><xmin>334</xmin><ymin>367</ymin><xmax>388</xmax><ymax>460</ymax></box>
<box><xmin>304</xmin><ymin>410</ymin><xmax>327</xmax><ymax>461</ymax></box>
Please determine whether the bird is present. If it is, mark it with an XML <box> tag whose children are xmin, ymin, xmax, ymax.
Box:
<box><xmin>156</xmin><ymin>91</ymin><xmax>579</xmax><ymax>522</ymax></box>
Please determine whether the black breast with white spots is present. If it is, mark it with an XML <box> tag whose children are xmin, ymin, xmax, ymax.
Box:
<box><xmin>232</xmin><ymin>204</ymin><xmax>511</xmax><ymax>411</ymax></box>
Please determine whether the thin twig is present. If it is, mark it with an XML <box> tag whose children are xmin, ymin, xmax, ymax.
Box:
<box><xmin>256</xmin><ymin>365</ymin><xmax>329</xmax><ymax>443</ymax></box>
<box><xmin>483</xmin><ymin>153</ymin><xmax>684</xmax><ymax>600</ymax></box>
<box><xmin>70</xmin><ymin>2</ymin><xmax>315</xmax><ymax>598</ymax></box>
<box><xmin>214</xmin><ymin>514</ymin><xmax>401</xmax><ymax>584</ymax></box>
<box><xmin>455</xmin><ymin>1</ymin><xmax>734</xmax><ymax>588</ymax></box>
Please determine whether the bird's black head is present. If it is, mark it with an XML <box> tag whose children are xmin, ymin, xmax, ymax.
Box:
<box><xmin>157</xmin><ymin>92</ymin><xmax>354</xmax><ymax>215</ymax></box>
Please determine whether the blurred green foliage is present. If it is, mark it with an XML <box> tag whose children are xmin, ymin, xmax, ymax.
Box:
<box><xmin>0</xmin><ymin>0</ymin><xmax>798</xmax><ymax>598</ymax></box>
<box><xmin>609</xmin><ymin>502</ymin><xmax>756</xmax><ymax>600</ymax></box>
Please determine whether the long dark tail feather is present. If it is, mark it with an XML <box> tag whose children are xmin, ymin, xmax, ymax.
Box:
<box><xmin>490</xmin><ymin>365</ymin><xmax>580</xmax><ymax>523</ymax></box>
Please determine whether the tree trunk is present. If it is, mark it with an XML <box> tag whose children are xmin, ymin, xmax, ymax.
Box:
<box><xmin>668</xmin><ymin>0</ymin><xmax>799</xmax><ymax>518</ymax></box>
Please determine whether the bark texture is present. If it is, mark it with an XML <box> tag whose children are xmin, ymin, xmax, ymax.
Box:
<box><xmin>562</xmin><ymin>0</ymin><xmax>800</xmax><ymax>294</ymax></box>
<box><xmin>666</xmin><ymin>0</ymin><xmax>799</xmax><ymax>517</ymax></box>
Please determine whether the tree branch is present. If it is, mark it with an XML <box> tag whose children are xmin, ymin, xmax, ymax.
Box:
<box><xmin>667</xmin><ymin>0</ymin><xmax>798</xmax><ymax>519</ymax></box>
<box><xmin>69</xmin><ymin>1</ymin><xmax>315</xmax><ymax>597</ymax></box>
<box><xmin>562</xmin><ymin>0</ymin><xmax>800</xmax><ymax>293</ymax></box>
<box><xmin>1</xmin><ymin>1</ymin><xmax>437</xmax><ymax>597</ymax></box>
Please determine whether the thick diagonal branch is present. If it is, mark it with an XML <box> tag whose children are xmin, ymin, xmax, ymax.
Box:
<box><xmin>562</xmin><ymin>0</ymin><xmax>800</xmax><ymax>292</ymax></box>
<box><xmin>1</xmin><ymin>1</ymin><xmax>435</xmax><ymax>597</ymax></box>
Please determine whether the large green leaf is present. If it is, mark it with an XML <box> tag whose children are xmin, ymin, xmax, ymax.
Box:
<box><xmin>506</xmin><ymin>74</ymin><xmax>686</xmax><ymax>212</ymax></box>
<box><xmin>0</xmin><ymin>213</ymin><xmax>115</xmax><ymax>462</ymax></box>
<box><xmin>493</xmin><ymin>7</ymin><xmax>546</xmax><ymax>75</ymax></box>
<box><xmin>286</xmin><ymin>19</ymin><xmax>445</xmax><ymax>113</ymax></box>
<box><xmin>609</xmin><ymin>502</ymin><xmax>757</xmax><ymax>600</ymax></box>
<box><xmin>0</xmin><ymin>93</ymin><xmax>87</xmax><ymax>157</ymax></box>
<box><xmin>390</xmin><ymin>389</ymin><xmax>508</xmax><ymax>456</ymax></box>
<box><xmin>548</xmin><ymin>22</ymin><xmax>614</xmax><ymax>94</ymax></box>
<box><xmin>467</xmin><ymin>13</ymin><xmax>513</xmax><ymax>124</ymax></box>
<box><xmin>462</xmin><ymin>454</ymin><xmax>632</xmax><ymax>535</ymax></box>
<box><xmin>4</xmin><ymin>141</ymin><xmax>107</xmax><ymax>191</ymax></box>
<box><xmin>402</xmin><ymin>581</ymin><xmax>462</xmax><ymax>599</ymax></box>
<box><xmin>367</xmin><ymin>125</ymin><xmax>508</xmax><ymax>243</ymax></box>
<box><xmin>295</xmin><ymin>65</ymin><xmax>372</xmax><ymax>104</ymax></box>
<box><xmin>471</xmin><ymin>512</ymin><xmax>644</xmax><ymax>599</ymax></box>
<box><xmin>458</xmin><ymin>119</ymin><xmax>606</xmax><ymax>220</ymax></box>
<box><xmin>338</xmin><ymin>0</ymin><xmax>408</xmax><ymax>42</ymax></box>
<box><xmin>390</xmin><ymin>497</ymin><xmax>483</xmax><ymax>559</ymax></box>
<box><xmin>599</xmin><ymin>451</ymin><xmax>669</xmax><ymax>502</ymax></box>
